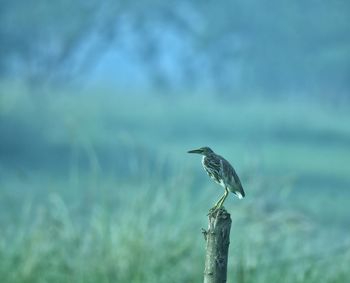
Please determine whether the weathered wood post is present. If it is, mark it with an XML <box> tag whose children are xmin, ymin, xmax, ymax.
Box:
<box><xmin>202</xmin><ymin>207</ymin><xmax>232</xmax><ymax>283</ymax></box>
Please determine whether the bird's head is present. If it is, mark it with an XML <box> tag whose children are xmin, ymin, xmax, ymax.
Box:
<box><xmin>188</xmin><ymin>146</ymin><xmax>214</xmax><ymax>156</ymax></box>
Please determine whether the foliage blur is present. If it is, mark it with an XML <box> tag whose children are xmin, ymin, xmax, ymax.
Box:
<box><xmin>2</xmin><ymin>0</ymin><xmax>350</xmax><ymax>94</ymax></box>
<box><xmin>1</xmin><ymin>1</ymin><xmax>350</xmax><ymax>283</ymax></box>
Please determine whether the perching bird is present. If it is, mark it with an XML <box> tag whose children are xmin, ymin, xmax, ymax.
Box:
<box><xmin>188</xmin><ymin>146</ymin><xmax>245</xmax><ymax>212</ymax></box>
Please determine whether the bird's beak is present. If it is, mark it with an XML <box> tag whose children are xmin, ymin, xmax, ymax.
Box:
<box><xmin>188</xmin><ymin>149</ymin><xmax>202</xmax><ymax>154</ymax></box>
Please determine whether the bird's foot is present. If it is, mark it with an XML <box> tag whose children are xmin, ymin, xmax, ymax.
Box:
<box><xmin>207</xmin><ymin>207</ymin><xmax>216</xmax><ymax>216</ymax></box>
<box><xmin>208</xmin><ymin>205</ymin><xmax>224</xmax><ymax>216</ymax></box>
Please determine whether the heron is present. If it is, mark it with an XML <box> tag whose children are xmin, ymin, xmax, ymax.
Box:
<box><xmin>188</xmin><ymin>146</ymin><xmax>245</xmax><ymax>212</ymax></box>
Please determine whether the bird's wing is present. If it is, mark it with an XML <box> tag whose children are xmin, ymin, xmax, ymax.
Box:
<box><xmin>203</xmin><ymin>156</ymin><xmax>222</xmax><ymax>184</ymax></box>
<box><xmin>227</xmin><ymin>163</ymin><xmax>245</xmax><ymax>197</ymax></box>
<box><xmin>219</xmin><ymin>157</ymin><xmax>245</xmax><ymax>197</ymax></box>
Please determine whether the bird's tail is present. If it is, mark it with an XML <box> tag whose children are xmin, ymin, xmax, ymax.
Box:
<box><xmin>234</xmin><ymin>189</ymin><xmax>245</xmax><ymax>199</ymax></box>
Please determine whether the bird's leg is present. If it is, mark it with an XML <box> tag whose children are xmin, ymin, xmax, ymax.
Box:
<box><xmin>210</xmin><ymin>194</ymin><xmax>225</xmax><ymax>212</ymax></box>
<box><xmin>209</xmin><ymin>188</ymin><xmax>229</xmax><ymax>213</ymax></box>
<box><xmin>217</xmin><ymin>188</ymin><xmax>229</xmax><ymax>210</ymax></box>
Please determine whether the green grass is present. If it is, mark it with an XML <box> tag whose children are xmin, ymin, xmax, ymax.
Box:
<box><xmin>1</xmin><ymin>82</ymin><xmax>350</xmax><ymax>282</ymax></box>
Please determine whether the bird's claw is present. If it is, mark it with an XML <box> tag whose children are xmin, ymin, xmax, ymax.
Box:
<box><xmin>208</xmin><ymin>206</ymin><xmax>220</xmax><ymax>216</ymax></box>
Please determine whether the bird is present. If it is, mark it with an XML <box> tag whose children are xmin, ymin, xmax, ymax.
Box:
<box><xmin>188</xmin><ymin>146</ymin><xmax>245</xmax><ymax>212</ymax></box>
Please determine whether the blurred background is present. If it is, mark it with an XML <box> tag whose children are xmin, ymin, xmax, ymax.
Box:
<box><xmin>1</xmin><ymin>1</ymin><xmax>350</xmax><ymax>282</ymax></box>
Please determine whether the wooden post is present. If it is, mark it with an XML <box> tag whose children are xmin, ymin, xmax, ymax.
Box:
<box><xmin>203</xmin><ymin>208</ymin><xmax>232</xmax><ymax>283</ymax></box>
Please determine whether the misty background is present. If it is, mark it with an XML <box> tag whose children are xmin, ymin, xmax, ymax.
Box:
<box><xmin>1</xmin><ymin>1</ymin><xmax>350</xmax><ymax>283</ymax></box>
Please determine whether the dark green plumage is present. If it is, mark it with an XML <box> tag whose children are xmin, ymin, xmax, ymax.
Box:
<box><xmin>188</xmin><ymin>146</ymin><xmax>245</xmax><ymax>211</ymax></box>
